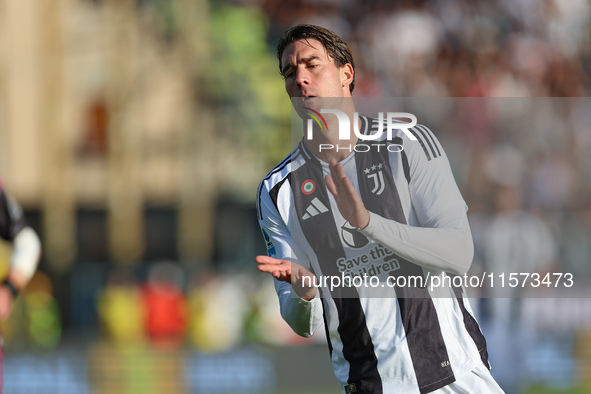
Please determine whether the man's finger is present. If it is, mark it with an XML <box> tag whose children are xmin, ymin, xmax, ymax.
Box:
<box><xmin>257</xmin><ymin>264</ymin><xmax>279</xmax><ymax>273</ymax></box>
<box><xmin>258</xmin><ymin>265</ymin><xmax>291</xmax><ymax>280</ymax></box>
<box><xmin>329</xmin><ymin>160</ymin><xmax>360</xmax><ymax>201</ymax></box>
<box><xmin>329</xmin><ymin>159</ymin><xmax>347</xmax><ymax>180</ymax></box>
<box><xmin>257</xmin><ymin>262</ymin><xmax>289</xmax><ymax>272</ymax></box>
<box><xmin>255</xmin><ymin>255</ymin><xmax>284</xmax><ymax>265</ymax></box>
<box><xmin>328</xmin><ymin>159</ymin><xmax>339</xmax><ymax>183</ymax></box>
<box><xmin>329</xmin><ymin>160</ymin><xmax>350</xmax><ymax>195</ymax></box>
<box><xmin>325</xmin><ymin>174</ymin><xmax>337</xmax><ymax>197</ymax></box>
<box><xmin>341</xmin><ymin>174</ymin><xmax>359</xmax><ymax>198</ymax></box>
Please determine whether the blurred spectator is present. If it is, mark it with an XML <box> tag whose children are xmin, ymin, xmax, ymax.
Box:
<box><xmin>470</xmin><ymin>182</ymin><xmax>557</xmax><ymax>393</ymax></box>
<box><xmin>187</xmin><ymin>272</ymin><xmax>245</xmax><ymax>352</ymax></box>
<box><xmin>98</xmin><ymin>269</ymin><xmax>144</xmax><ymax>344</ymax></box>
<box><xmin>2</xmin><ymin>271</ymin><xmax>61</xmax><ymax>352</ymax></box>
<box><xmin>559</xmin><ymin>202</ymin><xmax>591</xmax><ymax>279</ymax></box>
<box><xmin>142</xmin><ymin>262</ymin><xmax>188</xmax><ymax>349</ymax></box>
<box><xmin>525</xmin><ymin>153</ymin><xmax>576</xmax><ymax>211</ymax></box>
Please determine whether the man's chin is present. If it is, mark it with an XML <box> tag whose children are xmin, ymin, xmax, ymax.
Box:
<box><xmin>292</xmin><ymin>97</ymin><xmax>326</xmax><ymax>116</ymax></box>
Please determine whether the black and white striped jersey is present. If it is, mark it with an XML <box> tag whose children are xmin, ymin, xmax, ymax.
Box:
<box><xmin>257</xmin><ymin>116</ymin><xmax>492</xmax><ymax>394</ymax></box>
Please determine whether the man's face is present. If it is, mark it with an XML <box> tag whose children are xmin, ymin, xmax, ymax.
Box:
<box><xmin>280</xmin><ymin>38</ymin><xmax>353</xmax><ymax>104</ymax></box>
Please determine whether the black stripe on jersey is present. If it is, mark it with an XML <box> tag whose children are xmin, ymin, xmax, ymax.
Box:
<box><xmin>360</xmin><ymin>116</ymin><xmax>369</xmax><ymax>135</ymax></box>
<box><xmin>414</xmin><ymin>125</ymin><xmax>440</xmax><ymax>160</ymax></box>
<box><xmin>263</xmin><ymin>150</ymin><xmax>295</xmax><ymax>182</ymax></box>
<box><xmin>391</xmin><ymin>137</ymin><xmax>411</xmax><ymax>183</ymax></box>
<box><xmin>409</xmin><ymin>128</ymin><xmax>432</xmax><ymax>161</ymax></box>
<box><xmin>258</xmin><ymin>154</ymin><xmax>292</xmax><ymax>220</ymax></box>
<box><xmin>335</xmin><ymin>298</ymin><xmax>382</xmax><ymax>393</ymax></box>
<box><xmin>321</xmin><ymin>299</ymin><xmax>333</xmax><ymax>357</ymax></box>
<box><xmin>299</xmin><ymin>140</ymin><xmax>316</xmax><ymax>161</ymax></box>
<box><xmin>395</xmin><ymin>298</ymin><xmax>456</xmax><ymax>393</ymax></box>
<box><xmin>450</xmin><ymin>278</ymin><xmax>491</xmax><ymax>369</ymax></box>
<box><xmin>368</xmin><ymin>116</ymin><xmax>405</xmax><ymax>138</ymax></box>
<box><xmin>291</xmin><ymin>158</ymin><xmax>383</xmax><ymax>394</ymax></box>
<box><xmin>355</xmin><ymin>145</ymin><xmax>455</xmax><ymax>393</ymax></box>
<box><xmin>413</xmin><ymin>126</ymin><xmax>437</xmax><ymax>159</ymax></box>
<box><xmin>256</xmin><ymin>182</ymin><xmax>265</xmax><ymax>220</ymax></box>
<box><xmin>367</xmin><ymin>116</ymin><xmax>384</xmax><ymax>136</ymax></box>
<box><xmin>416</xmin><ymin>125</ymin><xmax>442</xmax><ymax>158</ymax></box>
<box><xmin>257</xmin><ymin>148</ymin><xmax>301</xmax><ymax>220</ymax></box>
<box><xmin>299</xmin><ymin>141</ymin><xmax>313</xmax><ymax>160</ymax></box>
<box><xmin>359</xmin><ymin>116</ymin><xmax>388</xmax><ymax>139</ymax></box>
<box><xmin>269</xmin><ymin>175</ymin><xmax>289</xmax><ymax>214</ymax></box>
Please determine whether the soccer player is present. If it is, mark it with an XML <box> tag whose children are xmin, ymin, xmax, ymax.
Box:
<box><xmin>256</xmin><ymin>24</ymin><xmax>504</xmax><ymax>393</ymax></box>
<box><xmin>0</xmin><ymin>178</ymin><xmax>42</xmax><ymax>391</ymax></box>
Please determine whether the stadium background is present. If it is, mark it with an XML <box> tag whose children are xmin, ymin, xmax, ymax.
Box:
<box><xmin>0</xmin><ymin>0</ymin><xmax>590</xmax><ymax>393</ymax></box>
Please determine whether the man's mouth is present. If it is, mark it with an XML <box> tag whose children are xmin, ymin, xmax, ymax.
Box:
<box><xmin>299</xmin><ymin>90</ymin><xmax>317</xmax><ymax>99</ymax></box>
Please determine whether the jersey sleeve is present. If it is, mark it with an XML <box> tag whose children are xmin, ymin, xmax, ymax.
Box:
<box><xmin>257</xmin><ymin>179</ymin><xmax>323</xmax><ymax>337</ymax></box>
<box><xmin>0</xmin><ymin>187</ymin><xmax>27</xmax><ymax>241</ymax></box>
<box><xmin>359</xmin><ymin>125</ymin><xmax>474</xmax><ymax>275</ymax></box>
<box><xmin>404</xmin><ymin>125</ymin><xmax>467</xmax><ymax>225</ymax></box>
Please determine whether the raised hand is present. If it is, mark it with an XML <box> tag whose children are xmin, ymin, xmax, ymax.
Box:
<box><xmin>325</xmin><ymin>159</ymin><xmax>370</xmax><ymax>229</ymax></box>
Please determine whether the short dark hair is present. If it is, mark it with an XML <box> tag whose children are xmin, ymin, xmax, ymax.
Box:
<box><xmin>277</xmin><ymin>24</ymin><xmax>355</xmax><ymax>93</ymax></box>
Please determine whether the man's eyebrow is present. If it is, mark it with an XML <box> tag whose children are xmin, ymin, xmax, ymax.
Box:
<box><xmin>301</xmin><ymin>56</ymin><xmax>321</xmax><ymax>63</ymax></box>
<box><xmin>282</xmin><ymin>56</ymin><xmax>322</xmax><ymax>75</ymax></box>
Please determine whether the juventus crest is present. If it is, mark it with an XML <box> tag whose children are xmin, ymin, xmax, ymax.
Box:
<box><xmin>364</xmin><ymin>163</ymin><xmax>385</xmax><ymax>195</ymax></box>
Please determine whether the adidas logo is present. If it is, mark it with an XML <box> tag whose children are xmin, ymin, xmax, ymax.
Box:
<box><xmin>302</xmin><ymin>197</ymin><xmax>328</xmax><ymax>220</ymax></box>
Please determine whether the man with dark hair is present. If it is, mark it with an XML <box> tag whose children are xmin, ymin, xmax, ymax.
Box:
<box><xmin>256</xmin><ymin>24</ymin><xmax>503</xmax><ymax>393</ymax></box>
<box><xmin>277</xmin><ymin>24</ymin><xmax>356</xmax><ymax>93</ymax></box>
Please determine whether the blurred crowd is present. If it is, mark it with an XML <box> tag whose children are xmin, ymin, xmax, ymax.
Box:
<box><xmin>95</xmin><ymin>262</ymin><xmax>307</xmax><ymax>351</ymax></box>
<box><xmin>262</xmin><ymin>0</ymin><xmax>590</xmax><ymax>97</ymax></box>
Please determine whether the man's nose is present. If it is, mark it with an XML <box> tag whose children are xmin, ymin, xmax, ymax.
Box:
<box><xmin>295</xmin><ymin>68</ymin><xmax>309</xmax><ymax>87</ymax></box>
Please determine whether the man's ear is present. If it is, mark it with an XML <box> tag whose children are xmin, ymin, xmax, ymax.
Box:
<box><xmin>340</xmin><ymin>63</ymin><xmax>354</xmax><ymax>89</ymax></box>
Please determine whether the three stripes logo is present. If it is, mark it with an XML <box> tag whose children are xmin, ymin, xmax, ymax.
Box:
<box><xmin>301</xmin><ymin>197</ymin><xmax>329</xmax><ymax>220</ymax></box>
